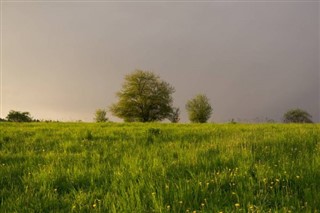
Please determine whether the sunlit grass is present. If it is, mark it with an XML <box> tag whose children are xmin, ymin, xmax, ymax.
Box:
<box><xmin>0</xmin><ymin>122</ymin><xmax>319</xmax><ymax>212</ymax></box>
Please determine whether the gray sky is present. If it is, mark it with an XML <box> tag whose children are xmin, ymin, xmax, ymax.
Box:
<box><xmin>1</xmin><ymin>1</ymin><xmax>319</xmax><ymax>122</ymax></box>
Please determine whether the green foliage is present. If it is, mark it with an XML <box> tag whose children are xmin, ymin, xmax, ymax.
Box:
<box><xmin>110</xmin><ymin>70</ymin><xmax>175</xmax><ymax>122</ymax></box>
<box><xmin>186</xmin><ymin>94</ymin><xmax>213</xmax><ymax>123</ymax></box>
<box><xmin>94</xmin><ymin>109</ymin><xmax>108</xmax><ymax>122</ymax></box>
<box><xmin>0</xmin><ymin>123</ymin><xmax>320</xmax><ymax>212</ymax></box>
<box><xmin>6</xmin><ymin>110</ymin><xmax>33</xmax><ymax>122</ymax></box>
<box><xmin>283</xmin><ymin>108</ymin><xmax>313</xmax><ymax>123</ymax></box>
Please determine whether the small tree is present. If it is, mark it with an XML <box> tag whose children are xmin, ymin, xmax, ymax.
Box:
<box><xmin>283</xmin><ymin>108</ymin><xmax>313</xmax><ymax>123</ymax></box>
<box><xmin>186</xmin><ymin>94</ymin><xmax>212</xmax><ymax>123</ymax></box>
<box><xmin>168</xmin><ymin>107</ymin><xmax>180</xmax><ymax>123</ymax></box>
<box><xmin>94</xmin><ymin>109</ymin><xmax>108</xmax><ymax>122</ymax></box>
<box><xmin>110</xmin><ymin>70</ymin><xmax>175</xmax><ymax>122</ymax></box>
<box><xmin>6</xmin><ymin>110</ymin><xmax>33</xmax><ymax>122</ymax></box>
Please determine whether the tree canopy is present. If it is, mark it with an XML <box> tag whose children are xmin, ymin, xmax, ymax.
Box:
<box><xmin>94</xmin><ymin>109</ymin><xmax>108</xmax><ymax>122</ymax></box>
<box><xmin>6</xmin><ymin>110</ymin><xmax>33</xmax><ymax>122</ymax></box>
<box><xmin>283</xmin><ymin>108</ymin><xmax>313</xmax><ymax>123</ymax></box>
<box><xmin>186</xmin><ymin>94</ymin><xmax>212</xmax><ymax>123</ymax></box>
<box><xmin>110</xmin><ymin>70</ymin><xmax>175</xmax><ymax>122</ymax></box>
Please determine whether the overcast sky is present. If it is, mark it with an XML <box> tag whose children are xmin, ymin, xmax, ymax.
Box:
<box><xmin>1</xmin><ymin>0</ymin><xmax>319</xmax><ymax>122</ymax></box>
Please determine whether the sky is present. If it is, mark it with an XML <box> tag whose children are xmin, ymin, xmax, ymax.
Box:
<box><xmin>0</xmin><ymin>0</ymin><xmax>319</xmax><ymax>122</ymax></box>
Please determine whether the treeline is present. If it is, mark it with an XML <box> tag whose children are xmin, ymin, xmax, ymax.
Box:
<box><xmin>94</xmin><ymin>70</ymin><xmax>314</xmax><ymax>124</ymax></box>
<box><xmin>0</xmin><ymin>70</ymin><xmax>314</xmax><ymax>123</ymax></box>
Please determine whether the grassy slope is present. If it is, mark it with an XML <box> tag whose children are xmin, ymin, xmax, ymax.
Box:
<box><xmin>0</xmin><ymin>122</ymin><xmax>319</xmax><ymax>212</ymax></box>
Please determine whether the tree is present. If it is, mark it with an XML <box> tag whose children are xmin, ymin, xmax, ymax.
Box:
<box><xmin>168</xmin><ymin>107</ymin><xmax>180</xmax><ymax>123</ymax></box>
<box><xmin>6</xmin><ymin>110</ymin><xmax>33</xmax><ymax>122</ymax></box>
<box><xmin>283</xmin><ymin>108</ymin><xmax>313</xmax><ymax>123</ymax></box>
<box><xmin>94</xmin><ymin>109</ymin><xmax>108</xmax><ymax>122</ymax></box>
<box><xmin>110</xmin><ymin>70</ymin><xmax>175</xmax><ymax>122</ymax></box>
<box><xmin>186</xmin><ymin>94</ymin><xmax>212</xmax><ymax>123</ymax></box>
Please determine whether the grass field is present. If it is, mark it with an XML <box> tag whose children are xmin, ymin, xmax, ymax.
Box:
<box><xmin>0</xmin><ymin>122</ymin><xmax>319</xmax><ymax>212</ymax></box>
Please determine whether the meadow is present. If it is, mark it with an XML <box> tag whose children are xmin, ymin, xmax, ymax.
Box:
<box><xmin>0</xmin><ymin>122</ymin><xmax>319</xmax><ymax>212</ymax></box>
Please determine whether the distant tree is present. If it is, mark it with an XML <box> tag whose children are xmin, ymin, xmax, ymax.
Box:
<box><xmin>110</xmin><ymin>70</ymin><xmax>175</xmax><ymax>122</ymax></box>
<box><xmin>94</xmin><ymin>109</ymin><xmax>108</xmax><ymax>122</ymax></box>
<box><xmin>168</xmin><ymin>107</ymin><xmax>180</xmax><ymax>123</ymax></box>
<box><xmin>229</xmin><ymin>118</ymin><xmax>237</xmax><ymax>124</ymax></box>
<box><xmin>264</xmin><ymin>117</ymin><xmax>276</xmax><ymax>123</ymax></box>
<box><xmin>6</xmin><ymin>110</ymin><xmax>33</xmax><ymax>122</ymax></box>
<box><xmin>283</xmin><ymin>108</ymin><xmax>313</xmax><ymax>123</ymax></box>
<box><xmin>0</xmin><ymin>117</ymin><xmax>6</xmax><ymax>122</ymax></box>
<box><xmin>186</xmin><ymin>94</ymin><xmax>212</xmax><ymax>123</ymax></box>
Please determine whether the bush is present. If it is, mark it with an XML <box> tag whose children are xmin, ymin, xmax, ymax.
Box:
<box><xmin>94</xmin><ymin>109</ymin><xmax>108</xmax><ymax>122</ymax></box>
<box><xmin>186</xmin><ymin>94</ymin><xmax>212</xmax><ymax>123</ymax></box>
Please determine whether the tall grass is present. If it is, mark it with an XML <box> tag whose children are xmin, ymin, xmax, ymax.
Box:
<box><xmin>0</xmin><ymin>122</ymin><xmax>319</xmax><ymax>212</ymax></box>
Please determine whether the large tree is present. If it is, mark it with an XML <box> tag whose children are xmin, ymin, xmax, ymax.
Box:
<box><xmin>186</xmin><ymin>94</ymin><xmax>212</xmax><ymax>123</ymax></box>
<box><xmin>283</xmin><ymin>108</ymin><xmax>313</xmax><ymax>123</ymax></box>
<box><xmin>110</xmin><ymin>70</ymin><xmax>175</xmax><ymax>122</ymax></box>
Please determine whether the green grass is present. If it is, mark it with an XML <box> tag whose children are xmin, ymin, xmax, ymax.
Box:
<box><xmin>0</xmin><ymin>122</ymin><xmax>319</xmax><ymax>212</ymax></box>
